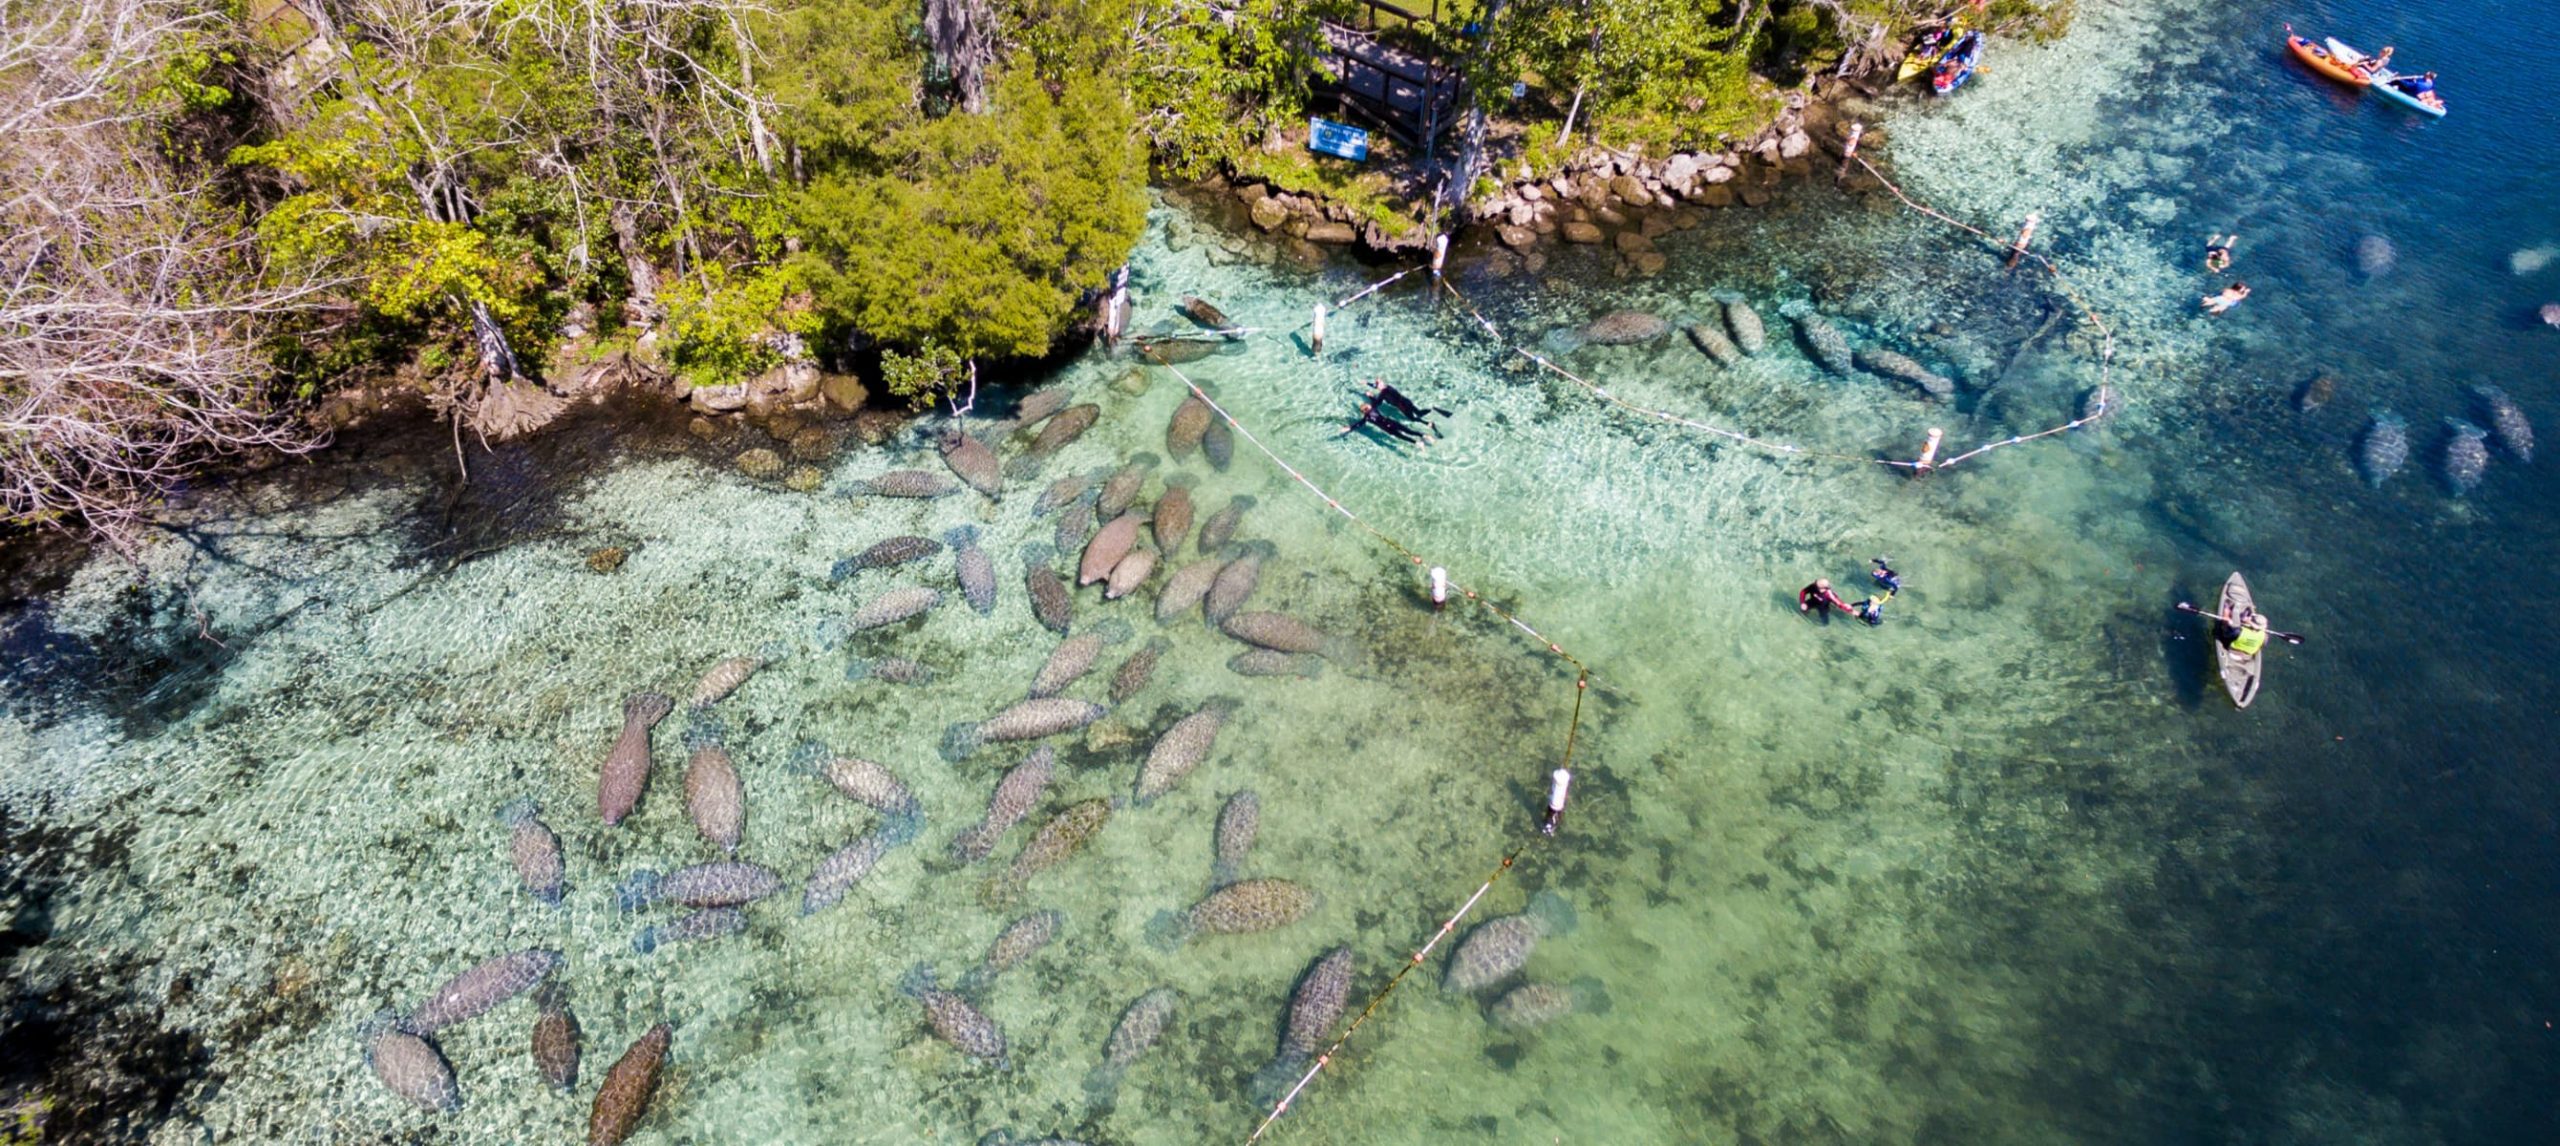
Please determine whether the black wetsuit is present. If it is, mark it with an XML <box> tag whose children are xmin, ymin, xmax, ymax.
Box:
<box><xmin>1371</xmin><ymin>384</ymin><xmax>1451</xmax><ymax>424</ymax></box>
<box><xmin>1352</xmin><ymin>405</ymin><xmax>1428</xmax><ymax>444</ymax></box>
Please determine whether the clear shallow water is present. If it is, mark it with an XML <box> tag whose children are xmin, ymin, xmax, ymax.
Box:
<box><xmin>6</xmin><ymin>1</ymin><xmax>2560</xmax><ymax>1142</ymax></box>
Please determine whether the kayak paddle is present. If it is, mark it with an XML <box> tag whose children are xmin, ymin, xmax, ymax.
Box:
<box><xmin>2176</xmin><ymin>601</ymin><xmax>2307</xmax><ymax>645</ymax></box>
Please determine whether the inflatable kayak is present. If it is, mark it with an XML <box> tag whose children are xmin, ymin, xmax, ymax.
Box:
<box><xmin>1898</xmin><ymin>23</ymin><xmax>1960</xmax><ymax>83</ymax></box>
<box><xmin>2214</xmin><ymin>572</ymin><xmax>2265</xmax><ymax>709</ymax></box>
<box><xmin>1932</xmin><ymin>32</ymin><xmax>1983</xmax><ymax>95</ymax></box>
<box><xmin>2287</xmin><ymin>32</ymin><xmax>2371</xmax><ymax>87</ymax></box>
<box><xmin>2328</xmin><ymin>40</ymin><xmax>2448</xmax><ymax>116</ymax></box>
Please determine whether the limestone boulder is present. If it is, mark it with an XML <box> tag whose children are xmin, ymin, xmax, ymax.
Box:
<box><xmin>1610</xmin><ymin>174</ymin><xmax>1654</xmax><ymax>208</ymax></box>
<box><xmin>1561</xmin><ymin>221</ymin><xmax>1604</xmax><ymax>244</ymax></box>
<box><xmin>1250</xmin><ymin>196</ymin><xmax>1289</xmax><ymax>231</ymax></box>
<box><xmin>1306</xmin><ymin>221</ymin><xmax>1358</xmax><ymax>244</ymax></box>
<box><xmin>1498</xmin><ymin>224</ymin><xmax>1538</xmax><ymax>251</ymax></box>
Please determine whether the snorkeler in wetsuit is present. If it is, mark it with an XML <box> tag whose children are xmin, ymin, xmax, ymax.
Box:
<box><xmin>1363</xmin><ymin>379</ymin><xmax>1452</xmax><ymax>437</ymax></box>
<box><xmin>1337</xmin><ymin>401</ymin><xmax>1430</xmax><ymax>447</ymax></box>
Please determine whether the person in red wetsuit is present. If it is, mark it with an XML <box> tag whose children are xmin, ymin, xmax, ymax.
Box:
<box><xmin>1798</xmin><ymin>578</ymin><xmax>1851</xmax><ymax>619</ymax></box>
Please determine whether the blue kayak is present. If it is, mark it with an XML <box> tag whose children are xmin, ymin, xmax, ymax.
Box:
<box><xmin>2327</xmin><ymin>39</ymin><xmax>2448</xmax><ymax>117</ymax></box>
<box><xmin>1932</xmin><ymin>32</ymin><xmax>1983</xmax><ymax>95</ymax></box>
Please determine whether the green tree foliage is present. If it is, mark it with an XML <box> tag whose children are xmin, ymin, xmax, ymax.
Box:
<box><xmin>1126</xmin><ymin>0</ymin><xmax>1324</xmax><ymax>177</ymax></box>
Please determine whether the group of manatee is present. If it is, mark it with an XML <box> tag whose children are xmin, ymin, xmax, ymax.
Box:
<box><xmin>1576</xmin><ymin>293</ymin><xmax>1963</xmax><ymax>403</ymax></box>
<box><xmin>2345</xmin><ymin>382</ymin><xmax>2534</xmax><ymax>495</ymax></box>
<box><xmin>364</xmin><ymin>371</ymin><xmax>1597</xmax><ymax>1140</ymax></box>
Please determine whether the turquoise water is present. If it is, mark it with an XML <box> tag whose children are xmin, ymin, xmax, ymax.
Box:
<box><xmin>6</xmin><ymin>0</ymin><xmax>2559</xmax><ymax>1141</ymax></box>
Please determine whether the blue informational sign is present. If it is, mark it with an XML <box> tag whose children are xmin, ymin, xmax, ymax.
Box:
<box><xmin>1307</xmin><ymin>118</ymin><xmax>1370</xmax><ymax>162</ymax></box>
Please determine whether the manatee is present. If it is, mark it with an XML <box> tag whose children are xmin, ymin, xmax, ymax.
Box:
<box><xmin>599</xmin><ymin>692</ymin><xmax>673</xmax><ymax>826</ymax></box>
<box><xmin>2359</xmin><ymin>412</ymin><xmax>2410</xmax><ymax>487</ymax></box>
<box><xmin>986</xmin><ymin>798</ymin><xmax>1111</xmax><ymax>904</ymax></box>
<box><xmin>1030</xmin><ymin>633</ymin><xmax>1110</xmax><ymax>698</ymax></box>
<box><xmin>830</xmin><ymin>535</ymin><xmax>943</xmax><ymax>582</ymax></box>
<box><xmin>1110</xmin><ymin>638</ymin><xmax>1170</xmax><ymax>705</ymax></box>
<box><xmin>2294</xmin><ymin>375</ymin><xmax>2335</xmax><ymax>413</ymax></box>
<box><xmin>2357</xmin><ymin>234</ymin><xmax>2396</xmax><ymax>277</ymax></box>
<box><xmin>863</xmin><ymin>469</ymin><xmax>961</xmax><ymax>499</ymax></box>
<box><xmin>948</xmin><ymin>526</ymin><xmax>999</xmax><ymax>614</ymax></box>
<box><xmin>683</xmin><ymin>743</ymin><xmax>745</xmax><ymax>853</ymax></box>
<box><xmin>1180</xmin><ymin>296</ymin><xmax>1232</xmax><ymax>329</ymax></box>
<box><xmin>846</xmin><ymin>655</ymin><xmax>936</xmax><ymax>685</ymax></box>
<box><xmin>1026</xmin><ymin>403</ymin><xmax>1101</xmax><ymax>460</ymax></box>
<box><xmin>634</xmin><ymin>906</ymin><xmax>746</xmax><ymax>954</ymax></box>
<box><xmin>1025</xmin><ymin>552</ymin><xmax>1074</xmax><ymax>635</ymax></box>
<box><xmin>958</xmin><ymin>909</ymin><xmax>1064</xmax><ymax>999</ymax></box>
<box><xmin>1202</xmin><ymin>542</ymin><xmax>1271</xmax><ymax>625</ymax></box>
<box><xmin>2472</xmin><ymin>385</ymin><xmax>2533</xmax><ymax>462</ymax></box>
<box><xmin>531</xmin><ymin>982</ymin><xmax>580</xmax><ymax>1092</ymax></box>
<box><xmin>847</xmin><ymin>586</ymin><xmax>943</xmax><ymax>631</ymax></box>
<box><xmin>1146</xmin><ymin>338</ymin><xmax>1218</xmax><ymax>364</ymax></box>
<box><xmin>1489</xmin><ymin>978</ymin><xmax>1612</xmax><ymax>1029</ymax></box>
<box><xmin>1853</xmin><ymin>347</ymin><xmax>1954</xmax><ymax>399</ymax></box>
<box><xmin>1167</xmin><ymin>394</ymin><xmax>1213</xmax><ymax>459</ymax></box>
<box><xmin>1053</xmin><ymin>499</ymin><xmax>1095</xmax><ymax>556</ymax></box>
<box><xmin>1083</xmin><ymin>987</ymin><xmax>1178</xmax><ymax>1107</ymax></box>
<box><xmin>793</xmin><ymin>741</ymin><xmax>920</xmax><ymax>825</ymax></box>
<box><xmin>1228</xmin><ymin>649</ymin><xmax>1324</xmax><ymax>679</ymax></box>
<box><xmin>1248</xmin><ymin>946</ymin><xmax>1355</xmax><ymax>1105</ymax></box>
<box><xmin>951</xmin><ymin>746</ymin><xmax>1057</xmax><ymax>863</ymax></box>
<box><xmin>2545</xmin><ymin>302</ymin><xmax>2560</xmax><ymax>328</ymax></box>
<box><xmin>1134</xmin><ymin>701</ymin><xmax>1236</xmax><ymax>805</ymax></box>
<box><xmin>1149</xmin><ymin>878</ymin><xmax>1315</xmax><ymax>949</ymax></box>
<box><xmin>1720</xmin><ymin>295</ymin><xmax>1766</xmax><ymax>354</ymax></box>
<box><xmin>1034</xmin><ymin>470</ymin><xmax>1094</xmax><ymax>517</ymax></box>
<box><xmin>1152</xmin><ymin>476</ymin><xmax>1196</xmax><ymax>552</ymax></box>
<box><xmin>1097</xmin><ymin>454</ymin><xmax>1158</xmax><ymax>518</ymax></box>
<box><xmin>1196</xmin><ymin>495</ymin><xmax>1254</xmax><ymax>555</ymax></box>
<box><xmin>1212</xmin><ymin>789</ymin><xmax>1261</xmax><ymax>888</ymax></box>
<box><xmin>801</xmin><ymin>831</ymin><xmax>896</xmax><ymax>914</ymax></box>
<box><xmin>1785</xmin><ymin>303</ymin><xmax>1854</xmax><ymax>375</ymax></box>
<box><xmin>1009</xmin><ymin>386</ymin><xmax>1073</xmax><ymax>431</ymax></box>
<box><xmin>405</xmin><ymin>949</ymin><xmax>563</xmax><ymax>1034</ymax></box>
<box><xmin>944</xmin><ymin>697</ymin><xmax>1108</xmax><ymax>760</ymax></box>
<box><xmin>1202</xmin><ymin>419</ymin><xmax>1234</xmax><ymax>471</ymax></box>
<box><xmin>1105</xmin><ymin>546</ymin><xmax>1159</xmax><ymax>600</ymax></box>
<box><xmin>499</xmin><ymin>799</ymin><xmax>565</xmax><ymax>905</ymax></box>
<box><xmin>1443</xmin><ymin>892</ymin><xmax>1576</xmax><ymax>993</ymax></box>
<box><xmin>587</xmin><ymin>1021</ymin><xmax>671</xmax><ymax>1146</ymax></box>
<box><xmin>1155</xmin><ymin>558</ymin><xmax>1223</xmax><ymax>623</ymax></box>
<box><xmin>615</xmin><ymin>861</ymin><xmax>782</xmax><ymax>912</ymax></box>
<box><xmin>365</xmin><ymin>1021</ymin><xmax>460</xmax><ymax>1112</ymax></box>
<box><xmin>901</xmin><ymin>965</ymin><xmax>1008</xmax><ymax>1065</ymax></box>
<box><xmin>1079</xmin><ymin>512</ymin><xmax>1148</xmax><ymax>586</ymax></box>
<box><xmin>1581</xmin><ymin>310</ymin><xmax>1670</xmax><ymax>345</ymax></box>
<box><xmin>687</xmin><ymin>654</ymin><xmax>766</xmax><ymax>706</ymax></box>
<box><xmin>1222</xmin><ymin>610</ymin><xmax>1327</xmax><ymax>655</ymax></box>
<box><xmin>1685</xmin><ymin>322</ymin><xmax>1741</xmax><ymax>367</ymax></box>
<box><xmin>940</xmin><ymin>428</ymin><xmax>1004</xmax><ymax>498</ymax></box>
<box><xmin>2442</xmin><ymin>418</ymin><xmax>2491</xmax><ymax>492</ymax></box>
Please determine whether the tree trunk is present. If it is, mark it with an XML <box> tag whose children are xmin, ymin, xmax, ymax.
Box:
<box><xmin>923</xmin><ymin>0</ymin><xmax>996</xmax><ymax>114</ymax></box>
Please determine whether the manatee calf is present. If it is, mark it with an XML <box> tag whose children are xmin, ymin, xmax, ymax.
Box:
<box><xmin>1152</xmin><ymin>477</ymin><xmax>1196</xmax><ymax>553</ymax></box>
<box><xmin>1202</xmin><ymin>541</ymin><xmax>1271</xmax><ymax>625</ymax></box>
<box><xmin>1249</xmin><ymin>946</ymin><xmax>1355</xmax><ymax>1105</ymax></box>
<box><xmin>1025</xmin><ymin>403</ymin><xmax>1101</xmax><ymax>461</ymax></box>
<box><xmin>634</xmin><ymin>906</ymin><xmax>746</xmax><ymax>954</ymax></box>
<box><xmin>900</xmin><ymin>965</ymin><xmax>1008</xmax><ymax>1066</ymax></box>
<box><xmin>1097</xmin><ymin>454</ymin><xmax>1158</xmax><ymax>518</ymax></box>
<box><xmin>1083</xmin><ymin>986</ymin><xmax>1178</xmax><ymax>1108</ymax></box>
<box><xmin>944</xmin><ymin>698</ymin><xmax>1108</xmax><ymax>760</ymax></box>
<box><xmin>1490</xmin><ymin>978</ymin><xmax>1612</xmax><ymax>1029</ymax></box>
<box><xmin>2442</xmin><ymin>418</ymin><xmax>2491</xmax><ymax>492</ymax></box>
<box><xmin>1720</xmin><ymin>295</ymin><xmax>1766</xmax><ymax>354</ymax></box>
<box><xmin>405</xmin><ymin>949</ymin><xmax>563</xmax><ymax>1034</ymax></box>
<box><xmin>948</xmin><ymin>526</ymin><xmax>999</xmax><ymax>614</ymax></box>
<box><xmin>801</xmin><ymin>831</ymin><xmax>896</xmax><ymax>914</ymax></box>
<box><xmin>1079</xmin><ymin>512</ymin><xmax>1148</xmax><ymax>586</ymax></box>
<box><xmin>2472</xmin><ymin>385</ymin><xmax>2534</xmax><ymax>462</ymax></box>
<box><xmin>847</xmin><ymin>586</ymin><xmax>943</xmax><ymax>631</ymax></box>
<box><xmin>1212</xmin><ymin>790</ymin><xmax>1261</xmax><ymax>888</ymax></box>
<box><xmin>615</xmin><ymin>861</ymin><xmax>782</xmax><ymax>911</ymax></box>
<box><xmin>1024</xmin><ymin>549</ymin><xmax>1074</xmax><ymax>635</ymax></box>
<box><xmin>687</xmin><ymin>654</ymin><xmax>768</xmax><ymax>706</ymax></box>
<box><xmin>1785</xmin><ymin>303</ymin><xmax>1854</xmax><ymax>375</ymax></box>
<box><xmin>846</xmin><ymin>655</ymin><xmax>936</xmax><ymax>685</ymax></box>
<box><xmin>2294</xmin><ymin>375</ymin><xmax>2335</xmax><ymax>413</ymax></box>
<box><xmin>1148</xmin><ymin>878</ymin><xmax>1314</xmax><ymax>948</ymax></box>
<box><xmin>599</xmin><ymin>692</ymin><xmax>673</xmax><ymax>826</ymax></box>
<box><xmin>1202</xmin><ymin>418</ymin><xmax>1234</xmax><ymax>471</ymax></box>
<box><xmin>2359</xmin><ymin>412</ymin><xmax>2409</xmax><ymax>487</ymax></box>
<box><xmin>1167</xmin><ymin>394</ymin><xmax>1213</xmax><ymax>459</ymax></box>
<box><xmin>985</xmin><ymin>798</ymin><xmax>1111</xmax><ymax>904</ymax></box>
<box><xmin>1105</xmin><ymin>546</ymin><xmax>1158</xmax><ymax>600</ymax></box>
<box><xmin>940</xmin><ymin>429</ymin><xmax>1004</xmax><ymax>498</ymax></box>
<box><xmin>1853</xmin><ymin>347</ymin><xmax>1954</xmax><ymax>399</ymax></box>
<box><xmin>1685</xmin><ymin>322</ymin><xmax>1741</xmax><ymax>367</ymax></box>
<box><xmin>499</xmin><ymin>799</ymin><xmax>565</xmax><ymax>904</ymax></box>
<box><xmin>950</xmin><ymin>746</ymin><xmax>1057</xmax><ymax>863</ymax></box>
<box><xmin>1155</xmin><ymin>558</ymin><xmax>1223</xmax><ymax>623</ymax></box>
<box><xmin>1196</xmin><ymin>494</ymin><xmax>1253</xmax><ymax>556</ymax></box>
<box><xmin>831</xmin><ymin>534</ymin><xmax>944</xmax><ymax>583</ymax></box>
<box><xmin>1034</xmin><ymin>470</ymin><xmax>1095</xmax><ymax>517</ymax></box>
<box><xmin>1222</xmin><ymin>611</ymin><xmax>1329</xmax><ymax>656</ymax></box>
<box><xmin>531</xmin><ymin>982</ymin><xmax>580</xmax><ymax>1092</ymax></box>
<box><xmin>683</xmin><ymin>740</ymin><xmax>745</xmax><ymax>853</ymax></box>
<box><xmin>862</xmin><ymin>469</ymin><xmax>961</xmax><ymax>499</ymax></box>
<box><xmin>1134</xmin><ymin>701</ymin><xmax>1236</xmax><ymax>805</ymax></box>
<box><xmin>1228</xmin><ymin>649</ymin><xmax>1324</xmax><ymax>679</ymax></box>
<box><xmin>959</xmin><ymin>909</ymin><xmax>1064</xmax><ymax>999</ymax></box>
<box><xmin>1444</xmin><ymin>892</ymin><xmax>1576</xmax><ymax>993</ymax></box>
<box><xmin>1180</xmin><ymin>295</ymin><xmax>1232</xmax><ymax>329</ymax></box>
<box><xmin>1110</xmin><ymin>638</ymin><xmax>1170</xmax><ymax>705</ymax></box>
<box><xmin>1030</xmin><ymin>632</ymin><xmax>1111</xmax><ymax>698</ymax></box>
<box><xmin>588</xmin><ymin>1021</ymin><xmax>672</xmax><ymax>1146</ymax></box>
<box><xmin>365</xmin><ymin>1020</ymin><xmax>460</xmax><ymax>1112</ymax></box>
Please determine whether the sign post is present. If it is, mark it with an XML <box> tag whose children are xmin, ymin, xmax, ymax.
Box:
<box><xmin>1307</xmin><ymin>118</ymin><xmax>1371</xmax><ymax>162</ymax></box>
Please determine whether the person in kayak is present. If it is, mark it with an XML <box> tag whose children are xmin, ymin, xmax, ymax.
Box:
<box><xmin>2393</xmin><ymin>71</ymin><xmax>2439</xmax><ymax>104</ymax></box>
<box><xmin>1337</xmin><ymin>401</ymin><xmax>1430</xmax><ymax>448</ymax></box>
<box><xmin>2202</xmin><ymin>282</ymin><xmax>2251</xmax><ymax>315</ymax></box>
<box><xmin>2204</xmin><ymin>234</ymin><xmax>2237</xmax><ymax>273</ymax></box>
<box><xmin>1798</xmin><ymin>578</ymin><xmax>1851</xmax><ymax>619</ymax></box>
<box><xmin>1362</xmin><ymin>379</ymin><xmax>1451</xmax><ymax>437</ymax></box>
<box><xmin>2215</xmin><ymin>607</ymin><xmax>2270</xmax><ymax>657</ymax></box>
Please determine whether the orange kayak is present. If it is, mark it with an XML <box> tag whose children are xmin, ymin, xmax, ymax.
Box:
<box><xmin>2287</xmin><ymin>34</ymin><xmax>2371</xmax><ymax>87</ymax></box>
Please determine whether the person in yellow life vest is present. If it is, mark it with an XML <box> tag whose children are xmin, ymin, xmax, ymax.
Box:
<box><xmin>2220</xmin><ymin>608</ymin><xmax>2270</xmax><ymax>657</ymax></box>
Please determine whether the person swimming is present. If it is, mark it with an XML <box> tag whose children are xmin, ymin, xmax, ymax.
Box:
<box><xmin>1362</xmin><ymin>380</ymin><xmax>1451</xmax><ymax>436</ymax></box>
<box><xmin>1336</xmin><ymin>401</ymin><xmax>1430</xmax><ymax>447</ymax></box>
<box><xmin>2202</xmin><ymin>282</ymin><xmax>2251</xmax><ymax>315</ymax></box>
<box><xmin>2204</xmin><ymin>234</ymin><xmax>2237</xmax><ymax>273</ymax></box>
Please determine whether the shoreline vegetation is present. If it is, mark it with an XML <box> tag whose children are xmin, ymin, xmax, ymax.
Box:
<box><xmin>2</xmin><ymin>0</ymin><xmax>2072</xmax><ymax>554</ymax></box>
